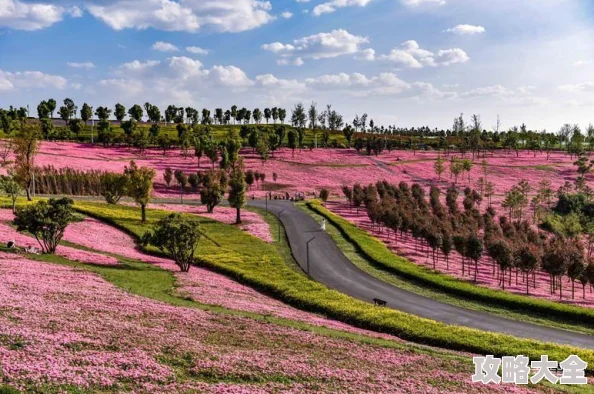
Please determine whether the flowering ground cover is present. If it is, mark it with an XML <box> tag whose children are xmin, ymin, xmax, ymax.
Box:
<box><xmin>61</xmin><ymin>214</ymin><xmax>402</xmax><ymax>340</ymax></box>
<box><xmin>3</xmin><ymin>142</ymin><xmax>580</xmax><ymax>205</ymax></box>
<box><xmin>0</xmin><ymin>209</ymin><xmax>118</xmax><ymax>266</ymax></box>
<box><xmin>327</xmin><ymin>201</ymin><xmax>594</xmax><ymax>308</ymax></box>
<box><xmin>0</xmin><ymin>251</ymin><xmax>557</xmax><ymax>393</ymax></box>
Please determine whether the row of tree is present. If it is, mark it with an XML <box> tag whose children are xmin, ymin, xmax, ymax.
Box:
<box><xmin>343</xmin><ymin>179</ymin><xmax>594</xmax><ymax>299</ymax></box>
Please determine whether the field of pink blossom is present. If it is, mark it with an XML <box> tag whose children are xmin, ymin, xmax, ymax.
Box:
<box><xmin>328</xmin><ymin>202</ymin><xmax>594</xmax><ymax>307</ymax></box>
<box><xmin>5</xmin><ymin>142</ymin><xmax>580</xmax><ymax>205</ymax></box>
<box><xmin>0</xmin><ymin>209</ymin><xmax>118</xmax><ymax>266</ymax></box>
<box><xmin>62</xmin><ymin>215</ymin><xmax>400</xmax><ymax>340</ymax></box>
<box><xmin>0</xmin><ymin>253</ymin><xmax>547</xmax><ymax>393</ymax></box>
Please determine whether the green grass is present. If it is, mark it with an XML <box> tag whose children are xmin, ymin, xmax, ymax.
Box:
<box><xmin>69</xmin><ymin>200</ymin><xmax>594</xmax><ymax>372</ymax></box>
<box><xmin>299</xmin><ymin>203</ymin><xmax>594</xmax><ymax>335</ymax></box>
<box><xmin>305</xmin><ymin>200</ymin><xmax>594</xmax><ymax>329</ymax></box>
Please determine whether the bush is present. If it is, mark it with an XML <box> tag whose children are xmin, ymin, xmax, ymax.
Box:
<box><xmin>100</xmin><ymin>173</ymin><xmax>127</xmax><ymax>204</ymax></box>
<box><xmin>14</xmin><ymin>198</ymin><xmax>78</xmax><ymax>253</ymax></box>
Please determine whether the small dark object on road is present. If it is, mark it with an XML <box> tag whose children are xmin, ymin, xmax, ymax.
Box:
<box><xmin>373</xmin><ymin>298</ymin><xmax>387</xmax><ymax>307</ymax></box>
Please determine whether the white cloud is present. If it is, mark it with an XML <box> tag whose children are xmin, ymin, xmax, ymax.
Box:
<box><xmin>445</xmin><ymin>24</ymin><xmax>486</xmax><ymax>35</ymax></box>
<box><xmin>262</xmin><ymin>29</ymin><xmax>372</xmax><ymax>65</ymax></box>
<box><xmin>460</xmin><ymin>85</ymin><xmax>514</xmax><ymax>97</ymax></box>
<box><xmin>312</xmin><ymin>0</ymin><xmax>373</xmax><ymax>17</ymax></box>
<box><xmin>255</xmin><ymin>74</ymin><xmax>306</xmax><ymax>91</ymax></box>
<box><xmin>401</xmin><ymin>0</ymin><xmax>445</xmax><ymax>6</ymax></box>
<box><xmin>305</xmin><ymin>72</ymin><xmax>411</xmax><ymax>96</ymax></box>
<box><xmin>0</xmin><ymin>69</ymin><xmax>67</xmax><ymax>90</ymax></box>
<box><xmin>152</xmin><ymin>41</ymin><xmax>179</xmax><ymax>52</ymax></box>
<box><xmin>186</xmin><ymin>46</ymin><xmax>209</xmax><ymax>55</ymax></box>
<box><xmin>117</xmin><ymin>60</ymin><xmax>161</xmax><ymax>73</ymax></box>
<box><xmin>281</xmin><ymin>11</ymin><xmax>293</xmax><ymax>19</ymax></box>
<box><xmin>355</xmin><ymin>48</ymin><xmax>376</xmax><ymax>61</ymax></box>
<box><xmin>379</xmin><ymin>40</ymin><xmax>469</xmax><ymax>68</ymax></box>
<box><xmin>86</xmin><ymin>0</ymin><xmax>275</xmax><ymax>33</ymax></box>
<box><xmin>67</xmin><ymin>62</ymin><xmax>95</xmax><ymax>69</ymax></box>
<box><xmin>558</xmin><ymin>82</ymin><xmax>594</xmax><ymax>92</ymax></box>
<box><xmin>573</xmin><ymin>60</ymin><xmax>592</xmax><ymax>67</ymax></box>
<box><xmin>0</xmin><ymin>0</ymin><xmax>73</xmax><ymax>30</ymax></box>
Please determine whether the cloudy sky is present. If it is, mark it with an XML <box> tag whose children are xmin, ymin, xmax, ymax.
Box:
<box><xmin>1</xmin><ymin>0</ymin><xmax>593</xmax><ymax>130</ymax></box>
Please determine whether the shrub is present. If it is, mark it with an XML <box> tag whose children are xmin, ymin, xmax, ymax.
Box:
<box><xmin>14</xmin><ymin>198</ymin><xmax>77</xmax><ymax>253</ymax></box>
<box><xmin>142</xmin><ymin>213</ymin><xmax>201</xmax><ymax>272</ymax></box>
<box><xmin>100</xmin><ymin>173</ymin><xmax>127</xmax><ymax>205</ymax></box>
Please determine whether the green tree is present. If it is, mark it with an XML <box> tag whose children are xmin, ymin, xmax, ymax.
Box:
<box><xmin>128</xmin><ymin>104</ymin><xmax>143</xmax><ymax>122</ymax></box>
<box><xmin>200</xmin><ymin>170</ymin><xmax>225</xmax><ymax>213</ymax></box>
<box><xmin>228</xmin><ymin>163</ymin><xmax>247</xmax><ymax>224</ymax></box>
<box><xmin>100</xmin><ymin>173</ymin><xmax>127</xmax><ymax>205</ymax></box>
<box><xmin>13</xmin><ymin>198</ymin><xmax>77</xmax><ymax>254</ymax></box>
<box><xmin>343</xmin><ymin>125</ymin><xmax>354</xmax><ymax>148</ymax></box>
<box><xmin>13</xmin><ymin>121</ymin><xmax>40</xmax><ymax>200</ymax></box>
<box><xmin>164</xmin><ymin>168</ymin><xmax>173</xmax><ymax>187</ymax></box>
<box><xmin>124</xmin><ymin>160</ymin><xmax>155</xmax><ymax>222</ymax></box>
<box><xmin>319</xmin><ymin>188</ymin><xmax>330</xmax><ymax>205</ymax></box>
<box><xmin>0</xmin><ymin>174</ymin><xmax>21</xmax><ymax>212</ymax></box>
<box><xmin>142</xmin><ymin>213</ymin><xmax>201</xmax><ymax>272</ymax></box>
<box><xmin>37</xmin><ymin>101</ymin><xmax>50</xmax><ymax>119</ymax></box>
<box><xmin>287</xmin><ymin>129</ymin><xmax>297</xmax><ymax>157</ymax></box>
<box><xmin>114</xmin><ymin>103</ymin><xmax>126</xmax><ymax>121</ymax></box>
<box><xmin>81</xmin><ymin>103</ymin><xmax>92</xmax><ymax>124</ymax></box>
<box><xmin>434</xmin><ymin>155</ymin><xmax>445</xmax><ymax>180</ymax></box>
<box><xmin>47</xmin><ymin>98</ymin><xmax>57</xmax><ymax>119</ymax></box>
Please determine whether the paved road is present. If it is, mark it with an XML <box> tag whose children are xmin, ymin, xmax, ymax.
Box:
<box><xmin>249</xmin><ymin>200</ymin><xmax>594</xmax><ymax>349</ymax></box>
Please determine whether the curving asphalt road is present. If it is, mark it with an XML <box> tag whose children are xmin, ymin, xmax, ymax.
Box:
<box><xmin>249</xmin><ymin>199</ymin><xmax>594</xmax><ymax>349</ymax></box>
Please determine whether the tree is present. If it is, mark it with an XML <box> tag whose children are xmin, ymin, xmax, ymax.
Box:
<box><xmin>142</xmin><ymin>213</ymin><xmax>201</xmax><ymax>272</ymax></box>
<box><xmin>13</xmin><ymin>198</ymin><xmax>77</xmax><ymax>254</ymax></box>
<box><xmin>253</xmin><ymin>108</ymin><xmax>262</xmax><ymax>124</ymax></box>
<box><xmin>0</xmin><ymin>174</ymin><xmax>21</xmax><ymax>212</ymax></box>
<box><xmin>434</xmin><ymin>155</ymin><xmax>445</xmax><ymax>180</ymax></box>
<box><xmin>515</xmin><ymin>245</ymin><xmax>539</xmax><ymax>295</ymax></box>
<box><xmin>200</xmin><ymin>170</ymin><xmax>226</xmax><ymax>213</ymax></box>
<box><xmin>37</xmin><ymin>101</ymin><xmax>50</xmax><ymax>119</ymax></box>
<box><xmin>287</xmin><ymin>129</ymin><xmax>298</xmax><ymax>157</ymax></box>
<box><xmin>81</xmin><ymin>103</ymin><xmax>92</xmax><ymax>124</ymax></box>
<box><xmin>566</xmin><ymin>242</ymin><xmax>585</xmax><ymax>299</ymax></box>
<box><xmin>95</xmin><ymin>106</ymin><xmax>112</xmax><ymax>121</ymax></box>
<box><xmin>174</xmin><ymin>170</ymin><xmax>188</xmax><ymax>190</ymax></box>
<box><xmin>343</xmin><ymin>125</ymin><xmax>354</xmax><ymax>148</ymax></box>
<box><xmin>466</xmin><ymin>235</ymin><xmax>483</xmax><ymax>282</ymax></box>
<box><xmin>278</xmin><ymin>108</ymin><xmax>287</xmax><ymax>124</ymax></box>
<box><xmin>164</xmin><ymin>168</ymin><xmax>173</xmax><ymax>187</ymax></box>
<box><xmin>264</xmin><ymin>108</ymin><xmax>271</xmax><ymax>124</ymax></box>
<box><xmin>114</xmin><ymin>103</ymin><xmax>126</xmax><ymax>121</ymax></box>
<box><xmin>47</xmin><ymin>99</ymin><xmax>57</xmax><ymax>119</ymax></box>
<box><xmin>128</xmin><ymin>104</ymin><xmax>143</xmax><ymax>122</ymax></box>
<box><xmin>13</xmin><ymin>121</ymin><xmax>40</xmax><ymax>200</ymax></box>
<box><xmin>68</xmin><ymin>119</ymin><xmax>83</xmax><ymax>135</ymax></box>
<box><xmin>245</xmin><ymin>170</ymin><xmax>255</xmax><ymax>190</ymax></box>
<box><xmin>320</xmin><ymin>188</ymin><xmax>329</xmax><ymax>205</ymax></box>
<box><xmin>308</xmin><ymin>102</ymin><xmax>318</xmax><ymax>130</ymax></box>
<box><xmin>542</xmin><ymin>238</ymin><xmax>569</xmax><ymax>298</ymax></box>
<box><xmin>124</xmin><ymin>161</ymin><xmax>155</xmax><ymax>222</ymax></box>
<box><xmin>100</xmin><ymin>173</ymin><xmax>127</xmax><ymax>205</ymax></box>
<box><xmin>228</xmin><ymin>163</ymin><xmax>247</xmax><ymax>224</ymax></box>
<box><xmin>97</xmin><ymin>120</ymin><xmax>114</xmax><ymax>147</ymax></box>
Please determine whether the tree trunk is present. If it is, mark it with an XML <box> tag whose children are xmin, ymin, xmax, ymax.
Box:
<box><xmin>236</xmin><ymin>207</ymin><xmax>242</xmax><ymax>224</ymax></box>
<box><xmin>141</xmin><ymin>203</ymin><xmax>146</xmax><ymax>222</ymax></box>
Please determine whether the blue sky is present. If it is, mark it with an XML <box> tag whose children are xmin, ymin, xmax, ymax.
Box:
<box><xmin>1</xmin><ymin>0</ymin><xmax>594</xmax><ymax>131</ymax></box>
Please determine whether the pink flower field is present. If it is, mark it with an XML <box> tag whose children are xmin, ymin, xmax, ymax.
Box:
<box><xmin>0</xmin><ymin>253</ymin><xmax>549</xmax><ymax>393</ymax></box>
<box><xmin>328</xmin><ymin>202</ymin><xmax>594</xmax><ymax>307</ymax></box>
<box><xmin>61</xmin><ymin>214</ymin><xmax>402</xmax><ymax>340</ymax></box>
<box><xmin>0</xmin><ymin>209</ymin><xmax>118</xmax><ymax>266</ymax></box>
<box><xmin>5</xmin><ymin>142</ymin><xmax>581</xmax><ymax>206</ymax></box>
